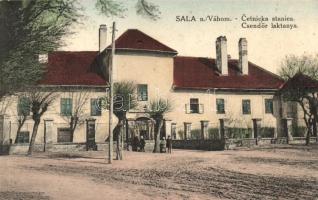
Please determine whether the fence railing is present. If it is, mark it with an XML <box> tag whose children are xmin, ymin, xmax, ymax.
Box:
<box><xmin>173</xmin><ymin>121</ymin><xmax>276</xmax><ymax>140</ymax></box>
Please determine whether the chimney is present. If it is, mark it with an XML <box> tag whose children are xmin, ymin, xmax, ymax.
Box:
<box><xmin>239</xmin><ymin>38</ymin><xmax>248</xmax><ymax>75</ymax></box>
<box><xmin>215</xmin><ymin>36</ymin><xmax>228</xmax><ymax>75</ymax></box>
<box><xmin>99</xmin><ymin>24</ymin><xmax>107</xmax><ymax>52</ymax></box>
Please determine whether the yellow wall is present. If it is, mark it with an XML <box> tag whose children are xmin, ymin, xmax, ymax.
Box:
<box><xmin>1</xmin><ymin>90</ymin><xmax>109</xmax><ymax>144</ymax></box>
<box><xmin>0</xmin><ymin>51</ymin><xmax>290</xmax><ymax>145</ymax></box>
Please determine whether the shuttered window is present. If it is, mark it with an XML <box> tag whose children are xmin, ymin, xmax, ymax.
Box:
<box><xmin>185</xmin><ymin>99</ymin><xmax>203</xmax><ymax>114</ymax></box>
<box><xmin>190</xmin><ymin>98</ymin><xmax>199</xmax><ymax>113</ymax></box>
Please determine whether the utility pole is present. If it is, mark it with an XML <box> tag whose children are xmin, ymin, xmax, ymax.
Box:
<box><xmin>108</xmin><ymin>22</ymin><xmax>116</xmax><ymax>164</ymax></box>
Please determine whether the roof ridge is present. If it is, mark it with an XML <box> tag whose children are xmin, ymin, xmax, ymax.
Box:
<box><xmin>108</xmin><ymin>29</ymin><xmax>177</xmax><ymax>53</ymax></box>
<box><xmin>174</xmin><ymin>57</ymin><xmax>284</xmax><ymax>90</ymax></box>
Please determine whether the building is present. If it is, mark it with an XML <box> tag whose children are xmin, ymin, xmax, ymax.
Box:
<box><xmin>1</xmin><ymin>25</ymin><xmax>296</xmax><ymax>153</ymax></box>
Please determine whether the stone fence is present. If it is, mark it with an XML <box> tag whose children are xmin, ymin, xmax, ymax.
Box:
<box><xmin>172</xmin><ymin>137</ymin><xmax>317</xmax><ymax>151</ymax></box>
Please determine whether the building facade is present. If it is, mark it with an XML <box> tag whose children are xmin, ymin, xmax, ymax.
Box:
<box><xmin>1</xmin><ymin>25</ymin><xmax>293</xmax><ymax>152</ymax></box>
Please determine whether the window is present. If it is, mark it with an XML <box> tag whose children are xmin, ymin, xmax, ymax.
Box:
<box><xmin>216</xmin><ymin>98</ymin><xmax>225</xmax><ymax>114</ymax></box>
<box><xmin>91</xmin><ymin>98</ymin><xmax>102</xmax><ymax>116</ymax></box>
<box><xmin>190</xmin><ymin>98</ymin><xmax>199</xmax><ymax>113</ymax></box>
<box><xmin>17</xmin><ymin>97</ymin><xmax>30</xmax><ymax>116</ymax></box>
<box><xmin>16</xmin><ymin>131</ymin><xmax>29</xmax><ymax>143</ymax></box>
<box><xmin>265</xmin><ymin>99</ymin><xmax>273</xmax><ymax>114</ymax></box>
<box><xmin>137</xmin><ymin>84</ymin><xmax>148</xmax><ymax>101</ymax></box>
<box><xmin>61</xmin><ymin>98</ymin><xmax>72</xmax><ymax>116</ymax></box>
<box><xmin>242</xmin><ymin>99</ymin><xmax>251</xmax><ymax>114</ymax></box>
<box><xmin>57</xmin><ymin>128</ymin><xmax>72</xmax><ymax>143</ymax></box>
<box><xmin>186</xmin><ymin>99</ymin><xmax>203</xmax><ymax>114</ymax></box>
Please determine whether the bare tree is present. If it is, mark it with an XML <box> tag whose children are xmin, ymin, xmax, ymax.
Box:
<box><xmin>62</xmin><ymin>89</ymin><xmax>90</xmax><ymax>142</ymax></box>
<box><xmin>27</xmin><ymin>90</ymin><xmax>57</xmax><ymax>155</ymax></box>
<box><xmin>101</xmin><ymin>81</ymin><xmax>138</xmax><ymax>160</ymax></box>
<box><xmin>14</xmin><ymin>94</ymin><xmax>31</xmax><ymax>144</ymax></box>
<box><xmin>112</xmin><ymin>81</ymin><xmax>138</xmax><ymax>160</ymax></box>
<box><xmin>279</xmin><ymin>54</ymin><xmax>318</xmax><ymax>145</ymax></box>
<box><xmin>147</xmin><ymin>98</ymin><xmax>172</xmax><ymax>153</ymax></box>
<box><xmin>279</xmin><ymin>54</ymin><xmax>318</xmax><ymax>80</ymax></box>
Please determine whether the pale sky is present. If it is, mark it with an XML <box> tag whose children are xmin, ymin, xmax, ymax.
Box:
<box><xmin>62</xmin><ymin>0</ymin><xmax>318</xmax><ymax>74</ymax></box>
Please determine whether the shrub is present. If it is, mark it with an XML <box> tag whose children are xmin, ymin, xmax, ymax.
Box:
<box><xmin>190</xmin><ymin>129</ymin><xmax>201</xmax><ymax>140</ymax></box>
<box><xmin>226</xmin><ymin>128</ymin><xmax>252</xmax><ymax>139</ymax></box>
<box><xmin>177</xmin><ymin>130</ymin><xmax>184</xmax><ymax>140</ymax></box>
<box><xmin>292</xmin><ymin>126</ymin><xmax>307</xmax><ymax>137</ymax></box>
<box><xmin>208</xmin><ymin>128</ymin><xmax>219</xmax><ymax>139</ymax></box>
<box><xmin>259</xmin><ymin>127</ymin><xmax>275</xmax><ymax>138</ymax></box>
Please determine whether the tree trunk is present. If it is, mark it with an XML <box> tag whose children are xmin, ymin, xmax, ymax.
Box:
<box><xmin>15</xmin><ymin>125</ymin><xmax>22</xmax><ymax>144</ymax></box>
<box><xmin>116</xmin><ymin>119</ymin><xmax>123</xmax><ymax>160</ymax></box>
<box><xmin>313</xmin><ymin>117</ymin><xmax>318</xmax><ymax>143</ymax></box>
<box><xmin>70</xmin><ymin>116</ymin><xmax>78</xmax><ymax>142</ymax></box>
<box><xmin>15</xmin><ymin>117</ymin><xmax>27</xmax><ymax>143</ymax></box>
<box><xmin>306</xmin><ymin>127</ymin><xmax>311</xmax><ymax>145</ymax></box>
<box><xmin>70</xmin><ymin>129</ymin><xmax>74</xmax><ymax>143</ymax></box>
<box><xmin>27</xmin><ymin>119</ymin><xmax>40</xmax><ymax>156</ymax></box>
<box><xmin>125</xmin><ymin>119</ymin><xmax>129</xmax><ymax>151</ymax></box>
<box><xmin>153</xmin><ymin>119</ymin><xmax>162</xmax><ymax>153</ymax></box>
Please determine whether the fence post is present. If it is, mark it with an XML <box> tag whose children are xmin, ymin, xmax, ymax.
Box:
<box><xmin>165</xmin><ymin>119</ymin><xmax>172</xmax><ymax>139</ymax></box>
<box><xmin>200</xmin><ymin>120</ymin><xmax>209</xmax><ymax>140</ymax></box>
<box><xmin>171</xmin><ymin>123</ymin><xmax>177</xmax><ymax>139</ymax></box>
<box><xmin>184</xmin><ymin>122</ymin><xmax>191</xmax><ymax>140</ymax></box>
<box><xmin>283</xmin><ymin>118</ymin><xmax>293</xmax><ymax>144</ymax></box>
<box><xmin>252</xmin><ymin>118</ymin><xmax>261</xmax><ymax>145</ymax></box>
<box><xmin>219</xmin><ymin>118</ymin><xmax>226</xmax><ymax>141</ymax></box>
<box><xmin>86</xmin><ymin>118</ymin><xmax>97</xmax><ymax>151</ymax></box>
<box><xmin>44</xmin><ymin>119</ymin><xmax>54</xmax><ymax>152</ymax></box>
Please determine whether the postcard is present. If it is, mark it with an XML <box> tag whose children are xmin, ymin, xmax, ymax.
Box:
<box><xmin>0</xmin><ymin>1</ymin><xmax>317</xmax><ymax>199</ymax></box>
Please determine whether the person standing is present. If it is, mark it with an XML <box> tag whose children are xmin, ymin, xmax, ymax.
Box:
<box><xmin>166</xmin><ymin>136</ymin><xmax>172</xmax><ymax>154</ymax></box>
<box><xmin>140</xmin><ymin>136</ymin><xmax>145</xmax><ymax>152</ymax></box>
<box><xmin>160</xmin><ymin>137</ymin><xmax>166</xmax><ymax>153</ymax></box>
<box><xmin>132</xmin><ymin>136</ymin><xmax>140</xmax><ymax>152</ymax></box>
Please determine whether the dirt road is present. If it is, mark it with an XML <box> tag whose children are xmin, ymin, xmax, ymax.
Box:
<box><xmin>0</xmin><ymin>145</ymin><xmax>317</xmax><ymax>200</ymax></box>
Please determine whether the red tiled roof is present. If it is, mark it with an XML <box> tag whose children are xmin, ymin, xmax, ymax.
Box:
<box><xmin>173</xmin><ymin>56</ymin><xmax>284</xmax><ymax>90</ymax></box>
<box><xmin>280</xmin><ymin>73</ymin><xmax>318</xmax><ymax>91</ymax></box>
<box><xmin>39</xmin><ymin>51</ymin><xmax>107</xmax><ymax>86</ymax></box>
<box><xmin>107</xmin><ymin>29</ymin><xmax>177</xmax><ymax>54</ymax></box>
